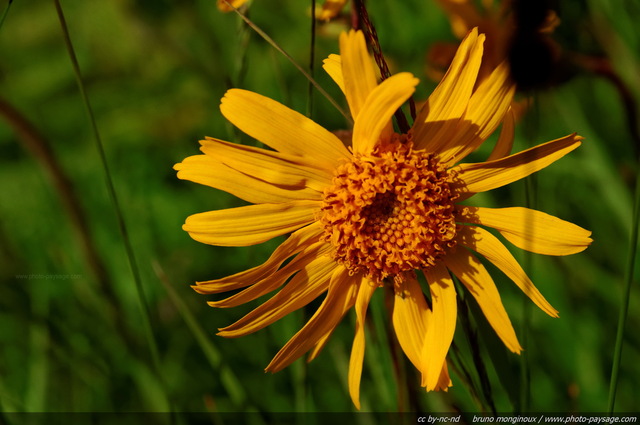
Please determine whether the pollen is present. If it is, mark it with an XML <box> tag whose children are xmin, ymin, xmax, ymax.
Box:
<box><xmin>320</xmin><ymin>138</ymin><xmax>458</xmax><ymax>282</ymax></box>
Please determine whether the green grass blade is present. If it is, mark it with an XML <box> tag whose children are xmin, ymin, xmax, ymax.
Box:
<box><xmin>52</xmin><ymin>0</ymin><xmax>171</xmax><ymax>411</ymax></box>
<box><xmin>25</xmin><ymin>285</ymin><xmax>50</xmax><ymax>412</ymax></box>
<box><xmin>517</xmin><ymin>98</ymin><xmax>541</xmax><ymax>413</ymax></box>
<box><xmin>307</xmin><ymin>0</ymin><xmax>316</xmax><ymax>118</ymax></box>
<box><xmin>152</xmin><ymin>261</ymin><xmax>248</xmax><ymax>408</ymax></box>
<box><xmin>221</xmin><ymin>0</ymin><xmax>352</xmax><ymax>124</ymax></box>
<box><xmin>607</xmin><ymin>167</ymin><xmax>640</xmax><ymax>413</ymax></box>
<box><xmin>0</xmin><ymin>0</ymin><xmax>12</xmax><ymax>31</ymax></box>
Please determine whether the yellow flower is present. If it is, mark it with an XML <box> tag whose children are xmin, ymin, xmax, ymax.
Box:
<box><xmin>175</xmin><ymin>28</ymin><xmax>591</xmax><ymax>408</ymax></box>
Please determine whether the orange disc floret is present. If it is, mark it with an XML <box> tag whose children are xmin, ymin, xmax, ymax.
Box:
<box><xmin>320</xmin><ymin>137</ymin><xmax>458</xmax><ymax>282</ymax></box>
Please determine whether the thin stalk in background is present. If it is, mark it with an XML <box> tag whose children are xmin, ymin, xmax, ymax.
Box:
<box><xmin>455</xmin><ymin>282</ymin><xmax>497</xmax><ymax>414</ymax></box>
<box><xmin>607</xmin><ymin>154</ymin><xmax>640</xmax><ymax>414</ymax></box>
<box><xmin>368</xmin><ymin>289</ymin><xmax>400</xmax><ymax>411</ymax></box>
<box><xmin>232</xmin><ymin>3</ymin><xmax>251</xmax><ymax>87</ymax></box>
<box><xmin>307</xmin><ymin>0</ymin><xmax>316</xmax><ymax>118</ymax></box>
<box><xmin>0</xmin><ymin>98</ymin><xmax>138</xmax><ymax>353</ymax></box>
<box><xmin>152</xmin><ymin>261</ymin><xmax>250</xmax><ymax>409</ymax></box>
<box><xmin>519</xmin><ymin>175</ymin><xmax>536</xmax><ymax>413</ymax></box>
<box><xmin>52</xmin><ymin>0</ymin><xmax>171</xmax><ymax>411</ymax></box>
<box><xmin>518</xmin><ymin>96</ymin><xmax>540</xmax><ymax>413</ymax></box>
<box><xmin>0</xmin><ymin>0</ymin><xmax>12</xmax><ymax>30</ymax></box>
<box><xmin>222</xmin><ymin>0</ymin><xmax>352</xmax><ymax>124</ymax></box>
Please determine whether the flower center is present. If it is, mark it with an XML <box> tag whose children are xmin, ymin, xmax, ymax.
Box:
<box><xmin>320</xmin><ymin>138</ymin><xmax>458</xmax><ymax>282</ymax></box>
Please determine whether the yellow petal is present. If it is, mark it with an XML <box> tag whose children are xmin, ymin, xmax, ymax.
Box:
<box><xmin>412</xmin><ymin>28</ymin><xmax>483</xmax><ymax>152</ymax></box>
<box><xmin>439</xmin><ymin>62</ymin><xmax>515</xmax><ymax>165</ymax></box>
<box><xmin>184</xmin><ymin>200</ymin><xmax>320</xmax><ymax>247</ymax></box>
<box><xmin>456</xmin><ymin>225</ymin><xmax>559</xmax><ymax>317</ymax></box>
<box><xmin>208</xmin><ymin>241</ymin><xmax>332</xmax><ymax>308</ymax></box>
<box><xmin>487</xmin><ymin>106</ymin><xmax>516</xmax><ymax>161</ymax></box>
<box><xmin>444</xmin><ymin>250</ymin><xmax>523</xmax><ymax>353</ymax></box>
<box><xmin>436</xmin><ymin>360</ymin><xmax>453</xmax><ymax>391</ymax></box>
<box><xmin>458</xmin><ymin>206</ymin><xmax>593</xmax><ymax>256</ymax></box>
<box><xmin>392</xmin><ymin>273</ymin><xmax>430</xmax><ymax>373</ymax></box>
<box><xmin>348</xmin><ymin>278</ymin><xmax>377</xmax><ymax>410</ymax></box>
<box><xmin>422</xmin><ymin>264</ymin><xmax>457</xmax><ymax>391</ymax></box>
<box><xmin>452</xmin><ymin>133</ymin><xmax>583</xmax><ymax>196</ymax></box>
<box><xmin>199</xmin><ymin>137</ymin><xmax>332</xmax><ymax>192</ymax></box>
<box><xmin>352</xmin><ymin>72</ymin><xmax>419</xmax><ymax>154</ymax></box>
<box><xmin>339</xmin><ymin>30</ymin><xmax>379</xmax><ymax>121</ymax></box>
<box><xmin>175</xmin><ymin>155</ymin><xmax>315</xmax><ymax>203</ymax></box>
<box><xmin>265</xmin><ymin>266</ymin><xmax>358</xmax><ymax>372</ymax></box>
<box><xmin>220</xmin><ymin>89</ymin><xmax>351</xmax><ymax>168</ymax></box>
<box><xmin>217</xmin><ymin>252</ymin><xmax>336</xmax><ymax>337</ymax></box>
<box><xmin>322</xmin><ymin>54</ymin><xmax>345</xmax><ymax>94</ymax></box>
<box><xmin>193</xmin><ymin>222</ymin><xmax>323</xmax><ymax>294</ymax></box>
<box><xmin>307</xmin><ymin>328</ymin><xmax>334</xmax><ymax>363</ymax></box>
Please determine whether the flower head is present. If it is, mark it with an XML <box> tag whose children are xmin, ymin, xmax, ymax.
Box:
<box><xmin>175</xmin><ymin>28</ymin><xmax>591</xmax><ymax>408</ymax></box>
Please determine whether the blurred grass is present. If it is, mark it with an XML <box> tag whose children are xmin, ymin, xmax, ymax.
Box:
<box><xmin>0</xmin><ymin>0</ymin><xmax>639</xmax><ymax>416</ymax></box>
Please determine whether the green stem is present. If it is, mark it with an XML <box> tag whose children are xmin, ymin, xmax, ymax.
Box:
<box><xmin>607</xmin><ymin>166</ymin><xmax>640</xmax><ymax>413</ymax></box>
<box><xmin>152</xmin><ymin>261</ymin><xmax>248</xmax><ymax>408</ymax></box>
<box><xmin>53</xmin><ymin>0</ymin><xmax>171</xmax><ymax>410</ymax></box>
<box><xmin>518</xmin><ymin>97</ymin><xmax>540</xmax><ymax>413</ymax></box>
<box><xmin>519</xmin><ymin>175</ymin><xmax>537</xmax><ymax>413</ymax></box>
<box><xmin>222</xmin><ymin>0</ymin><xmax>352</xmax><ymax>124</ymax></box>
<box><xmin>0</xmin><ymin>0</ymin><xmax>12</xmax><ymax>30</ymax></box>
<box><xmin>307</xmin><ymin>0</ymin><xmax>316</xmax><ymax>119</ymax></box>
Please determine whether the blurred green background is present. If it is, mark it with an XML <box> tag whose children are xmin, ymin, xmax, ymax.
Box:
<box><xmin>1</xmin><ymin>0</ymin><xmax>639</xmax><ymax>419</ymax></box>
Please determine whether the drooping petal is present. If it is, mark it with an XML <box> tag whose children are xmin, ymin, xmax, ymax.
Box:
<box><xmin>352</xmin><ymin>73</ymin><xmax>419</xmax><ymax>154</ymax></box>
<box><xmin>322</xmin><ymin>54</ymin><xmax>345</xmax><ymax>94</ymax></box>
<box><xmin>422</xmin><ymin>264</ymin><xmax>457</xmax><ymax>391</ymax></box>
<box><xmin>199</xmin><ymin>137</ymin><xmax>332</xmax><ymax>192</ymax></box>
<box><xmin>436</xmin><ymin>360</ymin><xmax>453</xmax><ymax>391</ymax></box>
<box><xmin>209</xmin><ymin>241</ymin><xmax>332</xmax><ymax>308</ymax></box>
<box><xmin>452</xmin><ymin>133</ymin><xmax>583</xmax><ymax>196</ymax></box>
<box><xmin>438</xmin><ymin>61</ymin><xmax>515</xmax><ymax>165</ymax></box>
<box><xmin>413</xmin><ymin>28</ymin><xmax>483</xmax><ymax>152</ymax></box>
<box><xmin>444</xmin><ymin>249</ymin><xmax>523</xmax><ymax>353</ymax></box>
<box><xmin>193</xmin><ymin>222</ymin><xmax>322</xmax><ymax>294</ymax></box>
<box><xmin>184</xmin><ymin>200</ymin><xmax>320</xmax><ymax>247</ymax></box>
<box><xmin>220</xmin><ymin>89</ymin><xmax>351</xmax><ymax>168</ymax></box>
<box><xmin>348</xmin><ymin>278</ymin><xmax>377</xmax><ymax>410</ymax></box>
<box><xmin>487</xmin><ymin>106</ymin><xmax>516</xmax><ymax>161</ymax></box>
<box><xmin>217</xmin><ymin>252</ymin><xmax>337</xmax><ymax>337</ymax></box>
<box><xmin>266</xmin><ymin>266</ymin><xmax>358</xmax><ymax>373</ymax></box>
<box><xmin>458</xmin><ymin>206</ymin><xmax>593</xmax><ymax>255</ymax></box>
<box><xmin>339</xmin><ymin>30</ymin><xmax>379</xmax><ymax>121</ymax></box>
<box><xmin>456</xmin><ymin>225</ymin><xmax>559</xmax><ymax>317</ymax></box>
<box><xmin>307</xmin><ymin>328</ymin><xmax>334</xmax><ymax>363</ymax></box>
<box><xmin>392</xmin><ymin>273</ymin><xmax>430</xmax><ymax>374</ymax></box>
<box><xmin>174</xmin><ymin>155</ymin><xmax>317</xmax><ymax>203</ymax></box>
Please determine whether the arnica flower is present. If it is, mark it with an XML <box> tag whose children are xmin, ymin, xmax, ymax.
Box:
<box><xmin>175</xmin><ymin>28</ymin><xmax>592</xmax><ymax>408</ymax></box>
